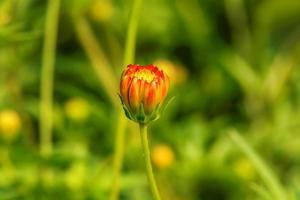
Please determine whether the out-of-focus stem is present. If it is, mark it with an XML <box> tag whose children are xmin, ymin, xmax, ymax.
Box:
<box><xmin>263</xmin><ymin>55</ymin><xmax>294</xmax><ymax>103</ymax></box>
<box><xmin>72</xmin><ymin>14</ymin><xmax>124</xmax><ymax>200</ymax></box>
<box><xmin>123</xmin><ymin>0</ymin><xmax>143</xmax><ymax>65</ymax></box>
<box><xmin>72</xmin><ymin>0</ymin><xmax>142</xmax><ymax>198</ymax></box>
<box><xmin>72</xmin><ymin>13</ymin><xmax>124</xmax><ymax>200</ymax></box>
<box><xmin>73</xmin><ymin>16</ymin><xmax>118</xmax><ymax>106</ymax></box>
<box><xmin>224</xmin><ymin>0</ymin><xmax>251</xmax><ymax>58</ymax></box>
<box><xmin>39</xmin><ymin>0</ymin><xmax>60</xmax><ymax>157</ymax></box>
<box><xmin>0</xmin><ymin>145</ymin><xmax>15</xmax><ymax>180</ymax></box>
<box><xmin>110</xmin><ymin>113</ymin><xmax>126</xmax><ymax>200</ymax></box>
<box><xmin>110</xmin><ymin>0</ymin><xmax>143</xmax><ymax>199</ymax></box>
<box><xmin>228</xmin><ymin>130</ymin><xmax>286</xmax><ymax>200</ymax></box>
<box><xmin>139</xmin><ymin>124</ymin><xmax>161</xmax><ymax>200</ymax></box>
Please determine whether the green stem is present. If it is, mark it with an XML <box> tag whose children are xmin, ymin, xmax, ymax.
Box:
<box><xmin>123</xmin><ymin>0</ymin><xmax>143</xmax><ymax>65</ymax></box>
<box><xmin>73</xmin><ymin>16</ymin><xmax>118</xmax><ymax>106</ymax></box>
<box><xmin>39</xmin><ymin>0</ymin><xmax>60</xmax><ymax>157</ymax></box>
<box><xmin>224</xmin><ymin>0</ymin><xmax>251</xmax><ymax>58</ymax></box>
<box><xmin>72</xmin><ymin>14</ymin><xmax>124</xmax><ymax>200</ymax></box>
<box><xmin>110</xmin><ymin>113</ymin><xmax>126</xmax><ymax>200</ymax></box>
<box><xmin>228</xmin><ymin>130</ymin><xmax>286</xmax><ymax>200</ymax></box>
<box><xmin>139</xmin><ymin>124</ymin><xmax>162</xmax><ymax>200</ymax></box>
<box><xmin>72</xmin><ymin>14</ymin><xmax>125</xmax><ymax>200</ymax></box>
<box><xmin>110</xmin><ymin>0</ymin><xmax>143</xmax><ymax>199</ymax></box>
<box><xmin>0</xmin><ymin>145</ymin><xmax>15</xmax><ymax>179</ymax></box>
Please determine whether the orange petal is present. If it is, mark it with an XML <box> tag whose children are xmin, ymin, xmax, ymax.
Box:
<box><xmin>129</xmin><ymin>77</ymin><xmax>141</xmax><ymax>112</ymax></box>
<box><xmin>143</xmin><ymin>81</ymin><xmax>150</xmax><ymax>108</ymax></box>
<box><xmin>161</xmin><ymin>75</ymin><xmax>169</xmax><ymax>102</ymax></box>
<box><xmin>120</xmin><ymin>75</ymin><xmax>132</xmax><ymax>108</ymax></box>
<box><xmin>139</xmin><ymin>80</ymin><xmax>146</xmax><ymax>103</ymax></box>
<box><xmin>145</xmin><ymin>81</ymin><xmax>158</xmax><ymax>114</ymax></box>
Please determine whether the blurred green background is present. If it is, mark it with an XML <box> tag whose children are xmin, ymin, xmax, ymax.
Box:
<box><xmin>1</xmin><ymin>0</ymin><xmax>300</xmax><ymax>199</ymax></box>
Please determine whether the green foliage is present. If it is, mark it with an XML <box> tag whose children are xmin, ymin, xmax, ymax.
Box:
<box><xmin>0</xmin><ymin>0</ymin><xmax>300</xmax><ymax>199</ymax></box>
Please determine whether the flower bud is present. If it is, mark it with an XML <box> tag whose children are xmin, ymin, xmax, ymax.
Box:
<box><xmin>119</xmin><ymin>64</ymin><xmax>170</xmax><ymax>124</ymax></box>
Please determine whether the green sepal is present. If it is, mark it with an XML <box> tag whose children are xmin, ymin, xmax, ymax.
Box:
<box><xmin>123</xmin><ymin>105</ymin><xmax>134</xmax><ymax>121</ymax></box>
<box><xmin>119</xmin><ymin>94</ymin><xmax>174</xmax><ymax>124</ymax></box>
<box><xmin>148</xmin><ymin>104</ymin><xmax>161</xmax><ymax>122</ymax></box>
<box><xmin>146</xmin><ymin>97</ymin><xmax>174</xmax><ymax>123</ymax></box>
<box><xmin>118</xmin><ymin>94</ymin><xmax>134</xmax><ymax>121</ymax></box>
<box><xmin>136</xmin><ymin>103</ymin><xmax>146</xmax><ymax>123</ymax></box>
<box><xmin>160</xmin><ymin>96</ymin><xmax>175</xmax><ymax>114</ymax></box>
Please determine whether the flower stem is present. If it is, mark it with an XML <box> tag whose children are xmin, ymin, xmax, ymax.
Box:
<box><xmin>110</xmin><ymin>113</ymin><xmax>126</xmax><ymax>200</ymax></box>
<box><xmin>39</xmin><ymin>0</ymin><xmax>60</xmax><ymax>157</ymax></box>
<box><xmin>228</xmin><ymin>130</ymin><xmax>286</xmax><ymax>200</ymax></box>
<box><xmin>73</xmin><ymin>16</ymin><xmax>118</xmax><ymax>106</ymax></box>
<box><xmin>123</xmin><ymin>0</ymin><xmax>143</xmax><ymax>65</ymax></box>
<box><xmin>139</xmin><ymin>124</ymin><xmax>162</xmax><ymax>200</ymax></box>
<box><xmin>0</xmin><ymin>145</ymin><xmax>15</xmax><ymax>180</ymax></box>
<box><xmin>110</xmin><ymin>0</ymin><xmax>143</xmax><ymax>199</ymax></box>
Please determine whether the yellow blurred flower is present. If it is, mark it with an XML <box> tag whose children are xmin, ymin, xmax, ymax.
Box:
<box><xmin>64</xmin><ymin>97</ymin><xmax>90</xmax><ymax>121</ymax></box>
<box><xmin>151</xmin><ymin>144</ymin><xmax>175</xmax><ymax>169</ymax></box>
<box><xmin>0</xmin><ymin>109</ymin><xmax>21</xmax><ymax>141</ymax></box>
<box><xmin>0</xmin><ymin>0</ymin><xmax>11</xmax><ymax>26</ymax></box>
<box><xmin>65</xmin><ymin>161</ymin><xmax>87</xmax><ymax>190</ymax></box>
<box><xmin>0</xmin><ymin>12</ymin><xmax>10</xmax><ymax>26</ymax></box>
<box><xmin>88</xmin><ymin>0</ymin><xmax>114</xmax><ymax>23</ymax></box>
<box><xmin>233</xmin><ymin>158</ymin><xmax>256</xmax><ymax>181</ymax></box>
<box><xmin>154</xmin><ymin>59</ymin><xmax>188</xmax><ymax>86</ymax></box>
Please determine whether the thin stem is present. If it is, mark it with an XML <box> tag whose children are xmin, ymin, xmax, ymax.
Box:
<box><xmin>110</xmin><ymin>113</ymin><xmax>126</xmax><ymax>200</ymax></box>
<box><xmin>39</xmin><ymin>0</ymin><xmax>60</xmax><ymax>157</ymax></box>
<box><xmin>139</xmin><ymin>124</ymin><xmax>162</xmax><ymax>200</ymax></box>
<box><xmin>228</xmin><ymin>130</ymin><xmax>286</xmax><ymax>200</ymax></box>
<box><xmin>72</xmin><ymin>14</ymin><xmax>124</xmax><ymax>200</ymax></box>
<box><xmin>110</xmin><ymin>0</ymin><xmax>143</xmax><ymax>199</ymax></box>
<box><xmin>224</xmin><ymin>0</ymin><xmax>251</xmax><ymax>58</ymax></box>
<box><xmin>73</xmin><ymin>16</ymin><xmax>118</xmax><ymax>106</ymax></box>
<box><xmin>0</xmin><ymin>145</ymin><xmax>15</xmax><ymax>179</ymax></box>
<box><xmin>123</xmin><ymin>0</ymin><xmax>143</xmax><ymax>65</ymax></box>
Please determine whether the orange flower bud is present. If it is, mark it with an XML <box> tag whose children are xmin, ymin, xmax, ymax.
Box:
<box><xmin>119</xmin><ymin>64</ymin><xmax>170</xmax><ymax>124</ymax></box>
